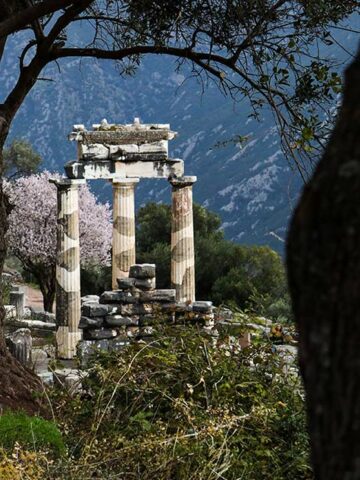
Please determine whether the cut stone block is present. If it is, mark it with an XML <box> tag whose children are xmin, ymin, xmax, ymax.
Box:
<box><xmin>161</xmin><ymin>302</ymin><xmax>191</xmax><ymax>313</ymax></box>
<box><xmin>129</xmin><ymin>264</ymin><xmax>156</xmax><ymax>279</ymax></box>
<box><xmin>140</xmin><ymin>289</ymin><xmax>176</xmax><ymax>303</ymax></box>
<box><xmin>192</xmin><ymin>301</ymin><xmax>213</xmax><ymax>313</ymax></box>
<box><xmin>70</xmin><ymin>127</ymin><xmax>176</xmax><ymax>145</ymax></box>
<box><xmin>134</xmin><ymin>278</ymin><xmax>156</xmax><ymax>290</ymax></box>
<box><xmin>105</xmin><ymin>315</ymin><xmax>139</xmax><ymax>327</ymax></box>
<box><xmin>121</xmin><ymin>303</ymin><xmax>153</xmax><ymax>316</ymax></box>
<box><xmin>117</xmin><ymin>277</ymin><xmax>136</xmax><ymax>289</ymax></box>
<box><xmin>65</xmin><ymin>159</ymin><xmax>184</xmax><ymax>180</ymax></box>
<box><xmin>78</xmin><ymin>316</ymin><xmax>104</xmax><ymax>329</ymax></box>
<box><xmin>99</xmin><ymin>291</ymin><xmax>138</xmax><ymax>304</ymax></box>
<box><xmin>83</xmin><ymin>328</ymin><xmax>118</xmax><ymax>340</ymax></box>
<box><xmin>81</xmin><ymin>303</ymin><xmax>119</xmax><ymax>317</ymax></box>
<box><xmin>81</xmin><ymin>295</ymin><xmax>100</xmax><ymax>304</ymax></box>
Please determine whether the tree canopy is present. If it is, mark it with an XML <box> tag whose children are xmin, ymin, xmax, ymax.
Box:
<box><xmin>3</xmin><ymin>139</ymin><xmax>42</xmax><ymax>179</ymax></box>
<box><xmin>0</xmin><ymin>0</ymin><xmax>357</xmax><ymax>176</ymax></box>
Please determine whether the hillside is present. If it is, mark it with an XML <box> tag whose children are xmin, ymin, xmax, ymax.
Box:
<box><xmin>1</xmin><ymin>25</ymin><xmax>357</xmax><ymax>252</ymax></box>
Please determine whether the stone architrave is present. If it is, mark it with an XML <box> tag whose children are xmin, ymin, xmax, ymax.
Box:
<box><xmin>51</xmin><ymin>178</ymin><xmax>85</xmax><ymax>359</ymax></box>
<box><xmin>169</xmin><ymin>176</ymin><xmax>197</xmax><ymax>302</ymax></box>
<box><xmin>112</xmin><ymin>178</ymin><xmax>139</xmax><ymax>288</ymax></box>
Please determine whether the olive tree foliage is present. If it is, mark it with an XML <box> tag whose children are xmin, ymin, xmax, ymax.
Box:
<box><xmin>5</xmin><ymin>171</ymin><xmax>111</xmax><ymax>312</ymax></box>
<box><xmin>3</xmin><ymin>139</ymin><xmax>42</xmax><ymax>179</ymax></box>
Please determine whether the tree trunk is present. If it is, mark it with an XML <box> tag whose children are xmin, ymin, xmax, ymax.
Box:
<box><xmin>40</xmin><ymin>281</ymin><xmax>55</xmax><ymax>313</ymax></box>
<box><xmin>286</xmin><ymin>51</ymin><xmax>360</xmax><ymax>479</ymax></box>
<box><xmin>0</xmin><ymin>113</ymin><xmax>47</xmax><ymax>416</ymax></box>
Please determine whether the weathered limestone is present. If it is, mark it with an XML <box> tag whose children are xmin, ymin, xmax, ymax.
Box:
<box><xmin>112</xmin><ymin>178</ymin><xmax>139</xmax><ymax>288</ymax></box>
<box><xmin>51</xmin><ymin>178</ymin><xmax>85</xmax><ymax>359</ymax></box>
<box><xmin>6</xmin><ymin>328</ymin><xmax>32</xmax><ymax>366</ymax></box>
<box><xmin>169</xmin><ymin>176</ymin><xmax>197</xmax><ymax>302</ymax></box>
<box><xmin>65</xmin><ymin>158</ymin><xmax>184</xmax><ymax>180</ymax></box>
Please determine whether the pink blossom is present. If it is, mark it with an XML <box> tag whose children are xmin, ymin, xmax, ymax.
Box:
<box><xmin>5</xmin><ymin>171</ymin><xmax>112</xmax><ymax>268</ymax></box>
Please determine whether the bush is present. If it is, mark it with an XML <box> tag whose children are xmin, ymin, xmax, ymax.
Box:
<box><xmin>0</xmin><ymin>413</ymin><xmax>65</xmax><ymax>457</ymax></box>
<box><xmin>50</xmin><ymin>326</ymin><xmax>312</xmax><ymax>479</ymax></box>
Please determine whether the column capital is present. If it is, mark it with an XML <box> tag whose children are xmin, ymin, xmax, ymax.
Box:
<box><xmin>112</xmin><ymin>177</ymin><xmax>140</xmax><ymax>186</ymax></box>
<box><xmin>169</xmin><ymin>175</ymin><xmax>197</xmax><ymax>188</ymax></box>
<box><xmin>49</xmin><ymin>178</ymin><xmax>86</xmax><ymax>189</ymax></box>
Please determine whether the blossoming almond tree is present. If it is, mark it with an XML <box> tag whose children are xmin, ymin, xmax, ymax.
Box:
<box><xmin>5</xmin><ymin>171</ymin><xmax>111</xmax><ymax>312</ymax></box>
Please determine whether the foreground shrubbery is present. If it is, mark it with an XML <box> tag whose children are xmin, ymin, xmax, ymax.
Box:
<box><xmin>43</xmin><ymin>325</ymin><xmax>312</xmax><ymax>479</ymax></box>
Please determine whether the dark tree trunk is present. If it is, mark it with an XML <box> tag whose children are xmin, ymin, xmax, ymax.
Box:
<box><xmin>0</xmin><ymin>112</ymin><xmax>47</xmax><ymax>416</ymax></box>
<box><xmin>286</xmin><ymin>51</ymin><xmax>360</xmax><ymax>479</ymax></box>
<box><xmin>43</xmin><ymin>289</ymin><xmax>55</xmax><ymax>314</ymax></box>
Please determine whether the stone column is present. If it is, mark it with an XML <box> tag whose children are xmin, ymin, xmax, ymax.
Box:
<box><xmin>51</xmin><ymin>178</ymin><xmax>85</xmax><ymax>359</ymax></box>
<box><xmin>169</xmin><ymin>176</ymin><xmax>197</xmax><ymax>303</ymax></box>
<box><xmin>112</xmin><ymin>178</ymin><xmax>139</xmax><ymax>289</ymax></box>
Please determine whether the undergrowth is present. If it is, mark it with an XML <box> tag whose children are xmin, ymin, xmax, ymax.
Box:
<box><xmin>45</xmin><ymin>325</ymin><xmax>312</xmax><ymax>479</ymax></box>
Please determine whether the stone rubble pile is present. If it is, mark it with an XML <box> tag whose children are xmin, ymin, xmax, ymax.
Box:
<box><xmin>77</xmin><ymin>263</ymin><xmax>214</xmax><ymax>365</ymax></box>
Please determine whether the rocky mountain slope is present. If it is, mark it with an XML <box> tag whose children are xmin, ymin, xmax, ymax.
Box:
<box><xmin>1</xmin><ymin>25</ymin><xmax>357</xmax><ymax>252</ymax></box>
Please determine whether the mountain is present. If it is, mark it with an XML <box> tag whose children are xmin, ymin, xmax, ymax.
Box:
<box><xmin>1</xmin><ymin>25</ymin><xmax>358</xmax><ymax>252</ymax></box>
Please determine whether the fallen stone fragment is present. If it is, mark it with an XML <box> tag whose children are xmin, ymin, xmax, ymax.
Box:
<box><xmin>6</xmin><ymin>328</ymin><xmax>32</xmax><ymax>366</ymax></box>
<box><xmin>77</xmin><ymin>339</ymin><xmax>110</xmax><ymax>367</ymax></box>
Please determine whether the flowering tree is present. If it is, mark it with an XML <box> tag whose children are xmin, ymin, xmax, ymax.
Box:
<box><xmin>5</xmin><ymin>171</ymin><xmax>111</xmax><ymax>312</ymax></box>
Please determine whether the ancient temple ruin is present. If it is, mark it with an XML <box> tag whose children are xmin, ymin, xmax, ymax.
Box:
<box><xmin>52</xmin><ymin>119</ymin><xmax>200</xmax><ymax>359</ymax></box>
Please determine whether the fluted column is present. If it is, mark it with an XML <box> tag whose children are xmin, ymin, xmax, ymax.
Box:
<box><xmin>112</xmin><ymin>178</ymin><xmax>139</xmax><ymax>289</ymax></box>
<box><xmin>169</xmin><ymin>176</ymin><xmax>197</xmax><ymax>302</ymax></box>
<box><xmin>51</xmin><ymin>178</ymin><xmax>85</xmax><ymax>359</ymax></box>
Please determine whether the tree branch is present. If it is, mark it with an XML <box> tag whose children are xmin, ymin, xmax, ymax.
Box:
<box><xmin>0</xmin><ymin>0</ymin><xmax>79</xmax><ymax>39</ymax></box>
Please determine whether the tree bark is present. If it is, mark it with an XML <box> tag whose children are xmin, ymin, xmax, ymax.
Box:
<box><xmin>0</xmin><ymin>111</ymin><xmax>47</xmax><ymax>416</ymax></box>
<box><xmin>286</xmin><ymin>50</ymin><xmax>360</xmax><ymax>479</ymax></box>
<box><xmin>39</xmin><ymin>274</ymin><xmax>56</xmax><ymax>313</ymax></box>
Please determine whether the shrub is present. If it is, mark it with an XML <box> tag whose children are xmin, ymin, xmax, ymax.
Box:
<box><xmin>0</xmin><ymin>413</ymin><xmax>65</xmax><ymax>457</ymax></box>
<box><xmin>51</xmin><ymin>325</ymin><xmax>312</xmax><ymax>479</ymax></box>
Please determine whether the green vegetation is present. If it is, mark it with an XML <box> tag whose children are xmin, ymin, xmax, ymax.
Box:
<box><xmin>3</xmin><ymin>139</ymin><xmax>41</xmax><ymax>179</ymax></box>
<box><xmin>46</xmin><ymin>325</ymin><xmax>311</xmax><ymax>479</ymax></box>
<box><xmin>137</xmin><ymin>202</ymin><xmax>291</xmax><ymax>320</ymax></box>
<box><xmin>0</xmin><ymin>276</ymin><xmax>11</xmax><ymax>305</ymax></box>
<box><xmin>0</xmin><ymin>413</ymin><xmax>65</xmax><ymax>457</ymax></box>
